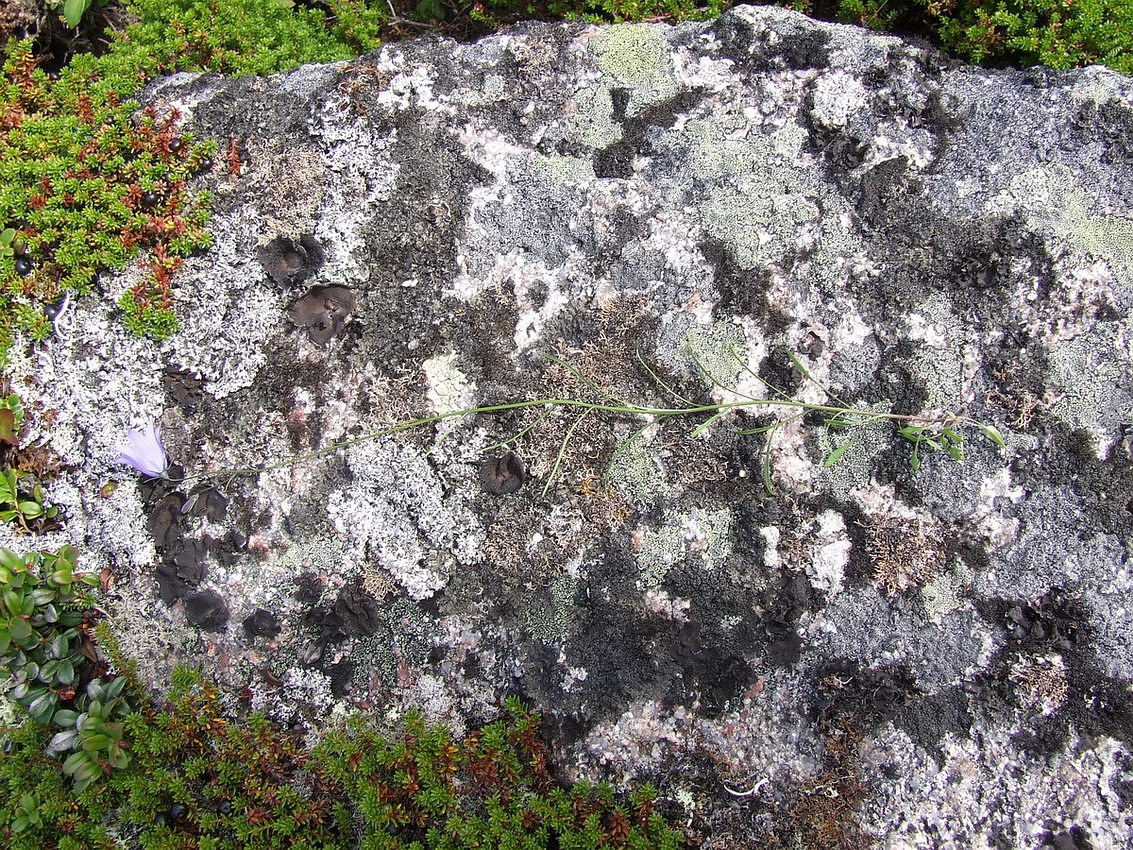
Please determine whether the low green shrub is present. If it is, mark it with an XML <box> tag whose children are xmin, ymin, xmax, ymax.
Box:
<box><xmin>789</xmin><ymin>0</ymin><xmax>1132</xmax><ymax>72</ymax></box>
<box><xmin>924</xmin><ymin>0</ymin><xmax>1133</xmax><ymax>72</ymax></box>
<box><xmin>2</xmin><ymin>660</ymin><xmax>684</xmax><ymax>848</ymax></box>
<box><xmin>0</xmin><ymin>546</ymin><xmax>95</xmax><ymax>726</ymax></box>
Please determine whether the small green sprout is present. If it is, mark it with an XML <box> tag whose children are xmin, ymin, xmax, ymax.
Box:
<box><xmin>0</xmin><ymin>469</ymin><xmax>59</xmax><ymax>533</ymax></box>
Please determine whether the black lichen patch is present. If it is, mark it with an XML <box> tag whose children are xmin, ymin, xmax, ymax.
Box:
<box><xmin>977</xmin><ymin>589</ymin><xmax>1082</xmax><ymax>652</ymax></box>
<box><xmin>701</xmin><ymin>238</ymin><xmax>777</xmax><ymax>323</ymax></box>
<box><xmin>294</xmin><ymin>571</ymin><xmax>323</xmax><ymax>604</ymax></box>
<box><xmin>811</xmin><ymin>660</ymin><xmax>918</xmax><ymax>728</ymax></box>
<box><xmin>243</xmin><ymin>608</ymin><xmax>281</xmax><ymax>639</ymax></box>
<box><xmin>760</xmin><ymin>572</ymin><xmax>812</xmax><ymax>667</ymax></box>
<box><xmin>709</xmin><ymin>11</ymin><xmax>830</xmax><ymax>73</ymax></box>
<box><xmin>969</xmin><ymin>589</ymin><xmax>1133</xmax><ymax>754</ymax></box>
<box><xmin>257</xmin><ymin>233</ymin><xmax>326</xmax><ymax>287</ymax></box>
<box><xmin>478</xmin><ymin>451</ymin><xmax>526</xmax><ymax>495</ymax></box>
<box><xmin>148</xmin><ymin>491</ymin><xmax>186</xmax><ymax>551</ymax></box>
<box><xmin>891</xmin><ymin>686</ymin><xmax>972</xmax><ymax>762</ymax></box>
<box><xmin>1011</xmin><ymin>421</ymin><xmax>1133</xmax><ymax>537</ymax></box>
<box><xmin>156</xmin><ymin>558</ymin><xmax>206</xmax><ymax>605</ymax></box>
<box><xmin>287</xmin><ymin>284</ymin><xmax>356</xmax><ymax>345</ymax></box>
<box><xmin>187</xmin><ymin>485</ymin><xmax>229</xmax><ymax>522</ymax></box>
<box><xmin>309</xmin><ymin>582</ymin><xmax>382</xmax><ymax>643</ymax></box>
<box><xmin>184</xmin><ymin>589</ymin><xmax>230</xmax><ymax>631</ymax></box>
<box><xmin>668</xmin><ymin>621</ymin><xmax>752</xmax><ymax>718</ymax></box>
<box><xmin>1038</xmin><ymin>826</ymin><xmax>1094</xmax><ymax>850</ymax></box>
<box><xmin>163</xmin><ymin>368</ymin><xmax>204</xmax><ymax>409</ymax></box>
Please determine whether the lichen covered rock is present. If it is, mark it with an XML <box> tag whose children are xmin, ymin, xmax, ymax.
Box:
<box><xmin>6</xmin><ymin>5</ymin><xmax>1133</xmax><ymax>846</ymax></box>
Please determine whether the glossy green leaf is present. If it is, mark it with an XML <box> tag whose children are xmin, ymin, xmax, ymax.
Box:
<box><xmin>18</xmin><ymin>500</ymin><xmax>43</xmax><ymax>518</ymax></box>
<box><xmin>53</xmin><ymin>708</ymin><xmax>79</xmax><ymax>726</ymax></box>
<box><xmin>9</xmin><ymin>615</ymin><xmax>31</xmax><ymax>640</ymax></box>
<box><xmin>82</xmin><ymin>733</ymin><xmax>111</xmax><ymax>751</ymax></box>
<box><xmin>62</xmin><ymin>0</ymin><xmax>90</xmax><ymax>28</ymax></box>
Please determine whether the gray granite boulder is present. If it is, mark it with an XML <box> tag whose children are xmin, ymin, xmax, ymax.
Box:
<box><xmin>4</xmin><ymin>5</ymin><xmax>1132</xmax><ymax>846</ymax></box>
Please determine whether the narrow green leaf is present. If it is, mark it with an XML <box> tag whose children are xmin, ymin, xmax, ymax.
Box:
<box><xmin>979</xmin><ymin>424</ymin><xmax>1006</xmax><ymax>448</ymax></box>
<box><xmin>689</xmin><ymin>411</ymin><xmax>723</xmax><ymax>439</ymax></box>
<box><xmin>909</xmin><ymin>451</ymin><xmax>921</xmax><ymax>472</ymax></box>
<box><xmin>822</xmin><ymin>440</ymin><xmax>852</xmax><ymax>468</ymax></box>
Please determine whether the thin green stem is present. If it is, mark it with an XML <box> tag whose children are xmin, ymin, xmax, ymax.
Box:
<box><xmin>174</xmin><ymin>394</ymin><xmax>980</xmax><ymax>485</ymax></box>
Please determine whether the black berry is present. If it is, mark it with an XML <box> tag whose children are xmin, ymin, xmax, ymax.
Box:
<box><xmin>218</xmin><ymin>801</ymin><xmax>233</xmax><ymax>815</ymax></box>
<box><xmin>169</xmin><ymin>802</ymin><xmax>188</xmax><ymax>820</ymax></box>
<box><xmin>142</xmin><ymin>191</ymin><xmax>160</xmax><ymax>208</ymax></box>
<box><xmin>168</xmin><ymin>139</ymin><xmax>183</xmax><ymax>153</ymax></box>
<box><xmin>154</xmin><ymin>812</ymin><xmax>169</xmax><ymax>827</ymax></box>
<box><xmin>14</xmin><ymin>257</ymin><xmax>32</xmax><ymax>275</ymax></box>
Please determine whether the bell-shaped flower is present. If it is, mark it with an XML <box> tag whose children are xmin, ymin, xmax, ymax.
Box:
<box><xmin>117</xmin><ymin>422</ymin><xmax>169</xmax><ymax>478</ymax></box>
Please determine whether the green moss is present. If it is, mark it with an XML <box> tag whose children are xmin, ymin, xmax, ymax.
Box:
<box><xmin>2</xmin><ymin>661</ymin><xmax>685</xmax><ymax>849</ymax></box>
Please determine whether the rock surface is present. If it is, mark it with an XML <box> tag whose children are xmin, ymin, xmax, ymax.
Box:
<box><xmin>3</xmin><ymin>5</ymin><xmax>1132</xmax><ymax>846</ymax></box>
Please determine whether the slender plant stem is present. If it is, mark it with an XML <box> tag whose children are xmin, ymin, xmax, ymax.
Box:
<box><xmin>174</xmin><ymin>392</ymin><xmax>979</xmax><ymax>486</ymax></box>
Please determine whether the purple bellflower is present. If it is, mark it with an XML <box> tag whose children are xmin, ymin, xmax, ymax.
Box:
<box><xmin>117</xmin><ymin>422</ymin><xmax>169</xmax><ymax>478</ymax></box>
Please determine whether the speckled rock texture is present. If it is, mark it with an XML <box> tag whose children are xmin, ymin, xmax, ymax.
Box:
<box><xmin>3</xmin><ymin>5</ymin><xmax>1132</xmax><ymax>846</ymax></box>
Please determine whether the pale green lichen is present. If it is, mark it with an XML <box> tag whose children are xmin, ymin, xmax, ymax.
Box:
<box><xmin>991</xmin><ymin>166</ymin><xmax>1133</xmax><ymax>281</ymax></box>
<box><xmin>692</xmin><ymin>507</ymin><xmax>735</xmax><ymax>566</ymax></box>
<box><xmin>921</xmin><ymin>559</ymin><xmax>973</xmax><ymax>623</ymax></box>
<box><xmin>0</xmin><ymin>683</ymin><xmax>19</xmax><ymax>728</ymax></box>
<box><xmin>593</xmin><ymin>24</ymin><xmax>667</xmax><ymax>85</ymax></box>
<box><xmin>423</xmin><ymin>351</ymin><xmax>476</xmax><ymax>415</ymax></box>
<box><xmin>1063</xmin><ymin>189</ymin><xmax>1133</xmax><ymax>272</ymax></box>
<box><xmin>589</xmin><ymin>24</ymin><xmax>677</xmax><ymax>116</ymax></box>
<box><xmin>533</xmin><ymin>152</ymin><xmax>596</xmax><ymax>182</ymax></box>
<box><xmin>607</xmin><ymin>430</ymin><xmax>666</xmax><ymax>506</ymax></box>
<box><xmin>524</xmin><ymin>572</ymin><xmax>579</xmax><ymax>643</ymax></box>
<box><xmin>388</xmin><ymin>596</ymin><xmax>435</xmax><ymax>666</ymax></box>
<box><xmin>816</xmin><ymin>401</ymin><xmax>892</xmax><ymax>495</ymax></box>
<box><xmin>569</xmin><ymin>85</ymin><xmax>623</xmax><ymax>152</ymax></box>
<box><xmin>906</xmin><ymin>293</ymin><xmax>968</xmax><ymax>413</ymax></box>
<box><xmin>635</xmin><ymin>507</ymin><xmax>733</xmax><ymax>588</ymax></box>
<box><xmin>681</xmin><ymin>321</ymin><xmax>748</xmax><ymax>389</ymax></box>
<box><xmin>636</xmin><ymin>524</ymin><xmax>685</xmax><ymax>588</ymax></box>
<box><xmin>277</xmin><ymin>537</ymin><xmax>348</xmax><ymax>587</ymax></box>
<box><xmin>1047</xmin><ymin>320</ymin><xmax>1133</xmax><ymax>450</ymax></box>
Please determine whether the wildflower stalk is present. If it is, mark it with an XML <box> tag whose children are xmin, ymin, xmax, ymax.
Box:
<box><xmin>176</xmin><ymin>392</ymin><xmax>1002</xmax><ymax>486</ymax></box>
